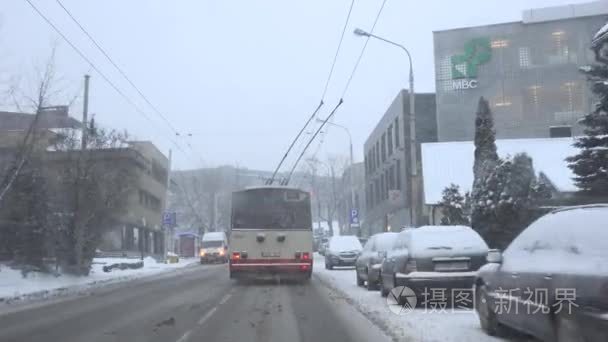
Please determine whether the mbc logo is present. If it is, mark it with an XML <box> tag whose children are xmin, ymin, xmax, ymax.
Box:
<box><xmin>452</xmin><ymin>79</ymin><xmax>478</xmax><ymax>90</ymax></box>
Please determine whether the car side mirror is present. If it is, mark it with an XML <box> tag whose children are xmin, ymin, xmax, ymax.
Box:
<box><xmin>487</xmin><ymin>249</ymin><xmax>503</xmax><ymax>264</ymax></box>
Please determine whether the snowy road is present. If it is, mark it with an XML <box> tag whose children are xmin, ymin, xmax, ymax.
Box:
<box><xmin>0</xmin><ymin>262</ymin><xmax>390</xmax><ymax>342</ymax></box>
<box><xmin>0</xmin><ymin>257</ymin><xmax>534</xmax><ymax>342</ymax></box>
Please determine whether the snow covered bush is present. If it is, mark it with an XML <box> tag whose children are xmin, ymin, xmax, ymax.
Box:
<box><xmin>439</xmin><ymin>184</ymin><xmax>470</xmax><ymax>225</ymax></box>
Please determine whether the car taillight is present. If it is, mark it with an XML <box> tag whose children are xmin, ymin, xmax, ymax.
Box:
<box><xmin>231</xmin><ymin>252</ymin><xmax>240</xmax><ymax>260</ymax></box>
<box><xmin>405</xmin><ymin>260</ymin><xmax>417</xmax><ymax>273</ymax></box>
<box><xmin>302</xmin><ymin>252</ymin><xmax>310</xmax><ymax>261</ymax></box>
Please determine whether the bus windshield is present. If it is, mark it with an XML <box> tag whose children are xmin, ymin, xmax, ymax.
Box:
<box><xmin>231</xmin><ymin>188</ymin><xmax>312</xmax><ymax>230</ymax></box>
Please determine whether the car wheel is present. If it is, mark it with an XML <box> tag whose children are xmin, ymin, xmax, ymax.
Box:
<box><xmin>366</xmin><ymin>269</ymin><xmax>378</xmax><ymax>291</ymax></box>
<box><xmin>476</xmin><ymin>284</ymin><xmax>502</xmax><ymax>336</ymax></box>
<box><xmin>555</xmin><ymin>312</ymin><xmax>583</xmax><ymax>342</ymax></box>
<box><xmin>356</xmin><ymin>270</ymin><xmax>364</xmax><ymax>287</ymax></box>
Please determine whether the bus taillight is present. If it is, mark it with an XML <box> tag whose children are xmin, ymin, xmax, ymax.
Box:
<box><xmin>302</xmin><ymin>252</ymin><xmax>310</xmax><ymax>261</ymax></box>
<box><xmin>231</xmin><ymin>252</ymin><xmax>241</xmax><ymax>260</ymax></box>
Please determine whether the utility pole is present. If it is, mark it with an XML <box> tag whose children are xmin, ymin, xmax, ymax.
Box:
<box><xmin>81</xmin><ymin>75</ymin><xmax>90</xmax><ymax>150</ymax></box>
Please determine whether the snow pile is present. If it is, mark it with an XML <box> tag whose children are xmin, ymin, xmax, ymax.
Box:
<box><xmin>0</xmin><ymin>256</ymin><xmax>197</xmax><ymax>305</ymax></box>
<box><xmin>313</xmin><ymin>254</ymin><xmax>507</xmax><ymax>342</ymax></box>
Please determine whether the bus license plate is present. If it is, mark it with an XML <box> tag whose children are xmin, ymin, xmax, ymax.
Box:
<box><xmin>262</xmin><ymin>251</ymin><xmax>280</xmax><ymax>258</ymax></box>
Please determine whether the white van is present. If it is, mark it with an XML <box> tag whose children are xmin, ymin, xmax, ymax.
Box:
<box><xmin>200</xmin><ymin>231</ymin><xmax>228</xmax><ymax>264</ymax></box>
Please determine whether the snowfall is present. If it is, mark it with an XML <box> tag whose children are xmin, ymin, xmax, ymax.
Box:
<box><xmin>0</xmin><ymin>256</ymin><xmax>198</xmax><ymax>306</ymax></box>
<box><xmin>312</xmin><ymin>253</ymin><xmax>529</xmax><ymax>342</ymax></box>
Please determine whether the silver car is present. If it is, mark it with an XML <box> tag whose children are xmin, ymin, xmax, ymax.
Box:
<box><xmin>355</xmin><ymin>232</ymin><xmax>398</xmax><ymax>290</ymax></box>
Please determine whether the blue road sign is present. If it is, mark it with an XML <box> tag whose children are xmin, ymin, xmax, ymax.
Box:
<box><xmin>350</xmin><ymin>208</ymin><xmax>360</xmax><ymax>226</ymax></box>
<box><xmin>162</xmin><ymin>212</ymin><xmax>176</xmax><ymax>227</ymax></box>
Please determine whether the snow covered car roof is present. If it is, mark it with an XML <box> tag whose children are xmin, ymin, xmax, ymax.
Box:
<box><xmin>202</xmin><ymin>232</ymin><xmax>226</xmax><ymax>241</ymax></box>
<box><xmin>421</xmin><ymin>137</ymin><xmax>578</xmax><ymax>205</ymax></box>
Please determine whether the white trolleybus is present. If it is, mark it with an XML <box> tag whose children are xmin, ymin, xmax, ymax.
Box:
<box><xmin>228</xmin><ymin>186</ymin><xmax>313</xmax><ymax>281</ymax></box>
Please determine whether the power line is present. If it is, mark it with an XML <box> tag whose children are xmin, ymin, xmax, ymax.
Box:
<box><xmin>269</xmin><ymin>1</ymin><xmax>358</xmax><ymax>183</ymax></box>
<box><xmin>321</xmin><ymin>0</ymin><xmax>356</xmax><ymax>101</ymax></box>
<box><xmin>54</xmin><ymin>0</ymin><xmax>181</xmax><ymax>136</ymax></box>
<box><xmin>341</xmin><ymin>0</ymin><xmax>388</xmax><ymax>99</ymax></box>
<box><xmin>23</xmin><ymin>0</ymin><xmax>188</xmax><ymax>157</ymax></box>
<box><xmin>284</xmin><ymin>99</ymin><xmax>344</xmax><ymax>185</ymax></box>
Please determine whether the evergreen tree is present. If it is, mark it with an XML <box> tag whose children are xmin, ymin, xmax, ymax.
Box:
<box><xmin>439</xmin><ymin>184</ymin><xmax>470</xmax><ymax>225</ymax></box>
<box><xmin>472</xmin><ymin>153</ymin><xmax>550</xmax><ymax>248</ymax></box>
<box><xmin>472</xmin><ymin>97</ymin><xmax>499</xmax><ymax>195</ymax></box>
<box><xmin>471</xmin><ymin>96</ymin><xmax>499</xmax><ymax>236</ymax></box>
<box><xmin>567</xmin><ymin>63</ymin><xmax>608</xmax><ymax>195</ymax></box>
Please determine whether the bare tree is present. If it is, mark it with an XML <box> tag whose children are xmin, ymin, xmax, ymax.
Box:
<box><xmin>49</xmin><ymin>120</ymin><xmax>135</xmax><ymax>275</ymax></box>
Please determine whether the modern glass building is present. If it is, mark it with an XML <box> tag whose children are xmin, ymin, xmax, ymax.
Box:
<box><xmin>433</xmin><ymin>1</ymin><xmax>608</xmax><ymax>141</ymax></box>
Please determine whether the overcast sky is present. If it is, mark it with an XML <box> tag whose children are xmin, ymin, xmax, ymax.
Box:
<box><xmin>0</xmin><ymin>0</ymin><xmax>594</xmax><ymax>170</ymax></box>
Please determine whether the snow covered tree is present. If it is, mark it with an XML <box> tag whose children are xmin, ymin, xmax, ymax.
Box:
<box><xmin>472</xmin><ymin>97</ymin><xmax>499</xmax><ymax>196</ymax></box>
<box><xmin>471</xmin><ymin>96</ymin><xmax>500</xmax><ymax>239</ymax></box>
<box><xmin>472</xmin><ymin>153</ymin><xmax>550</xmax><ymax>248</ymax></box>
<box><xmin>566</xmin><ymin>59</ymin><xmax>608</xmax><ymax>195</ymax></box>
<box><xmin>439</xmin><ymin>184</ymin><xmax>470</xmax><ymax>225</ymax></box>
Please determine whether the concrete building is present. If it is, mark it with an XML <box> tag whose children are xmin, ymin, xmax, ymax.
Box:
<box><xmin>363</xmin><ymin>91</ymin><xmax>437</xmax><ymax>235</ymax></box>
<box><xmin>0</xmin><ymin>109</ymin><xmax>169</xmax><ymax>257</ymax></box>
<box><xmin>433</xmin><ymin>1</ymin><xmax>608</xmax><ymax>141</ymax></box>
<box><xmin>337</xmin><ymin>162</ymin><xmax>365</xmax><ymax>235</ymax></box>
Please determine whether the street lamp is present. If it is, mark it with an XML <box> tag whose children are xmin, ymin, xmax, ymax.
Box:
<box><xmin>354</xmin><ymin>27</ymin><xmax>418</xmax><ymax>227</ymax></box>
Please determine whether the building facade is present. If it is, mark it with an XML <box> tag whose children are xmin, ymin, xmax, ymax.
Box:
<box><xmin>363</xmin><ymin>91</ymin><xmax>437</xmax><ymax>236</ymax></box>
<box><xmin>434</xmin><ymin>1</ymin><xmax>608</xmax><ymax>142</ymax></box>
<box><xmin>337</xmin><ymin>162</ymin><xmax>365</xmax><ymax>235</ymax></box>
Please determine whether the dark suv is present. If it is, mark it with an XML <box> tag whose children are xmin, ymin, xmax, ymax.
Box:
<box><xmin>475</xmin><ymin>205</ymin><xmax>608</xmax><ymax>342</ymax></box>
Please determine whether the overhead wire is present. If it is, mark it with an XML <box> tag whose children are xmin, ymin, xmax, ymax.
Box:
<box><xmin>23</xmin><ymin>0</ymin><xmax>190</xmax><ymax>159</ymax></box>
<box><xmin>340</xmin><ymin>0</ymin><xmax>388</xmax><ymax>99</ymax></box>
<box><xmin>53</xmin><ymin>0</ymin><xmax>206</xmax><ymax>165</ymax></box>
<box><xmin>268</xmin><ymin>0</ymin><xmax>357</xmax><ymax>185</ymax></box>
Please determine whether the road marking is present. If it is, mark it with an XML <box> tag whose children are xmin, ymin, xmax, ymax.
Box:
<box><xmin>219</xmin><ymin>293</ymin><xmax>232</xmax><ymax>305</ymax></box>
<box><xmin>198</xmin><ymin>307</ymin><xmax>217</xmax><ymax>325</ymax></box>
<box><xmin>176</xmin><ymin>330</ymin><xmax>192</xmax><ymax>342</ymax></box>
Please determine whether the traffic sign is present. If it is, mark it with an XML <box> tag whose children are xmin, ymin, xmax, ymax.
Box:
<box><xmin>350</xmin><ymin>208</ymin><xmax>360</xmax><ymax>227</ymax></box>
<box><xmin>162</xmin><ymin>212</ymin><xmax>176</xmax><ymax>227</ymax></box>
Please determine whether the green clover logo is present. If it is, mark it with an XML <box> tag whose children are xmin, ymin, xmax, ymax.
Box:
<box><xmin>451</xmin><ymin>38</ymin><xmax>492</xmax><ymax>79</ymax></box>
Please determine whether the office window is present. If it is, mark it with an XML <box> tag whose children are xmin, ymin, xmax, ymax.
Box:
<box><xmin>381</xmin><ymin>134</ymin><xmax>387</xmax><ymax>163</ymax></box>
<box><xmin>394</xmin><ymin>117</ymin><xmax>400</xmax><ymax>148</ymax></box>
<box><xmin>550</xmin><ymin>126</ymin><xmax>572</xmax><ymax>138</ymax></box>
<box><xmin>376</xmin><ymin>142</ymin><xmax>380</xmax><ymax>168</ymax></box>
<box><xmin>396</xmin><ymin>159</ymin><xmax>402</xmax><ymax>190</ymax></box>
<box><xmin>387</xmin><ymin>125</ymin><xmax>393</xmax><ymax>156</ymax></box>
<box><xmin>380</xmin><ymin>174</ymin><xmax>386</xmax><ymax>202</ymax></box>
<box><xmin>375</xmin><ymin>179</ymin><xmax>381</xmax><ymax>204</ymax></box>
<box><xmin>389</xmin><ymin>165</ymin><xmax>395</xmax><ymax>190</ymax></box>
<box><xmin>519</xmin><ymin>47</ymin><xmax>530</xmax><ymax>69</ymax></box>
<box><xmin>384</xmin><ymin>169</ymin><xmax>389</xmax><ymax>199</ymax></box>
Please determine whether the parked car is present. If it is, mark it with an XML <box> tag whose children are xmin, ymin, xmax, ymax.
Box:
<box><xmin>324</xmin><ymin>235</ymin><xmax>363</xmax><ymax>270</ymax></box>
<box><xmin>379</xmin><ymin>225</ymin><xmax>488</xmax><ymax>298</ymax></box>
<box><xmin>356</xmin><ymin>232</ymin><xmax>398</xmax><ymax>290</ymax></box>
<box><xmin>475</xmin><ymin>205</ymin><xmax>608</xmax><ymax>342</ymax></box>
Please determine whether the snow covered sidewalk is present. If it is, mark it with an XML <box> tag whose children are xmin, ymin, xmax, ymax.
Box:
<box><xmin>0</xmin><ymin>256</ymin><xmax>199</xmax><ymax>306</ymax></box>
<box><xmin>313</xmin><ymin>253</ymin><xmax>512</xmax><ymax>342</ymax></box>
